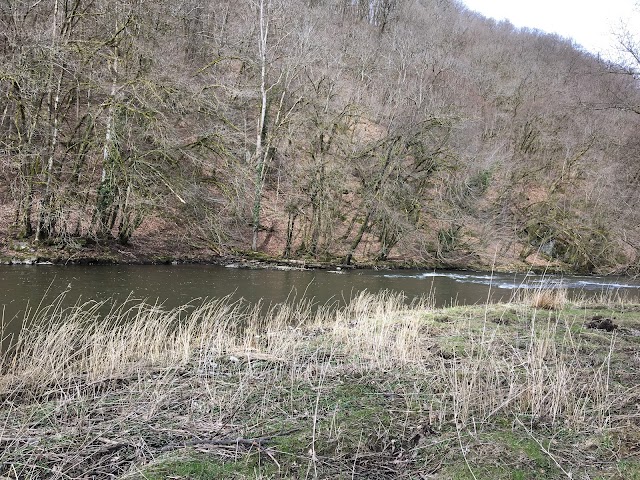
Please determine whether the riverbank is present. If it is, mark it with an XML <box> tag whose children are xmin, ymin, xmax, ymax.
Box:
<box><xmin>0</xmin><ymin>235</ymin><xmax>585</xmax><ymax>275</ymax></box>
<box><xmin>1</xmin><ymin>292</ymin><xmax>638</xmax><ymax>479</ymax></box>
<box><xmin>0</xmin><ymin>206</ymin><xmax>583</xmax><ymax>273</ymax></box>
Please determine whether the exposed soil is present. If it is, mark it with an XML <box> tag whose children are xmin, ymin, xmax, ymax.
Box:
<box><xmin>587</xmin><ymin>315</ymin><xmax>619</xmax><ymax>332</ymax></box>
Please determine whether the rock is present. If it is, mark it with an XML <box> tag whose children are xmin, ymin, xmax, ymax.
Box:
<box><xmin>273</xmin><ymin>264</ymin><xmax>307</xmax><ymax>271</ymax></box>
<box><xmin>9</xmin><ymin>257</ymin><xmax>38</xmax><ymax>265</ymax></box>
<box><xmin>12</xmin><ymin>241</ymin><xmax>29</xmax><ymax>251</ymax></box>
<box><xmin>540</xmin><ymin>239</ymin><xmax>555</xmax><ymax>256</ymax></box>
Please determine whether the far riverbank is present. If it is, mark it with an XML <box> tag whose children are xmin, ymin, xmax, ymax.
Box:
<box><xmin>0</xmin><ymin>233</ymin><xmax>618</xmax><ymax>274</ymax></box>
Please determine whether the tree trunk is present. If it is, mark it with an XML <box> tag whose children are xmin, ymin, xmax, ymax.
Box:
<box><xmin>344</xmin><ymin>210</ymin><xmax>372</xmax><ymax>265</ymax></box>
<box><xmin>95</xmin><ymin>47</ymin><xmax>120</xmax><ymax>237</ymax></box>
<box><xmin>36</xmin><ymin>0</ymin><xmax>61</xmax><ymax>242</ymax></box>
<box><xmin>283</xmin><ymin>209</ymin><xmax>297</xmax><ymax>258</ymax></box>
<box><xmin>251</xmin><ymin>0</ymin><xmax>270</xmax><ymax>251</ymax></box>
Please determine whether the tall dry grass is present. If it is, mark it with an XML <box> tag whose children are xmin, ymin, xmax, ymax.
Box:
<box><xmin>438</xmin><ymin>309</ymin><xmax>616</xmax><ymax>430</ymax></box>
<box><xmin>0</xmin><ymin>290</ymin><xmax>629</xmax><ymax>434</ymax></box>
<box><xmin>518</xmin><ymin>286</ymin><xmax>568</xmax><ymax>310</ymax></box>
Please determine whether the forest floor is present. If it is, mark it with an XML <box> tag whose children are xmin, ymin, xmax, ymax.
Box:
<box><xmin>0</xmin><ymin>291</ymin><xmax>638</xmax><ymax>479</ymax></box>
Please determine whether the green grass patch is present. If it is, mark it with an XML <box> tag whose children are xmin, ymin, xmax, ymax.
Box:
<box><xmin>136</xmin><ymin>452</ymin><xmax>276</xmax><ymax>480</ymax></box>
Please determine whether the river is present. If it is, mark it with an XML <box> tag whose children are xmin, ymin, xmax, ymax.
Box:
<box><xmin>2</xmin><ymin>264</ymin><xmax>640</xmax><ymax>349</ymax></box>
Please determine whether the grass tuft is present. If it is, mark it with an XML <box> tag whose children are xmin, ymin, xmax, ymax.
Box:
<box><xmin>524</xmin><ymin>287</ymin><xmax>568</xmax><ymax>310</ymax></box>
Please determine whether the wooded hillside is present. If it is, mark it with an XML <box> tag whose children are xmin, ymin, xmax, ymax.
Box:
<box><xmin>1</xmin><ymin>0</ymin><xmax>639</xmax><ymax>272</ymax></box>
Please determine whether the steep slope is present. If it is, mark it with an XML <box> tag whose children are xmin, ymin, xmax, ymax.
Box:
<box><xmin>1</xmin><ymin>0</ymin><xmax>639</xmax><ymax>272</ymax></box>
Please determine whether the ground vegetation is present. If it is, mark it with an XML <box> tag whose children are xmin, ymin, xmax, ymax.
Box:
<box><xmin>0</xmin><ymin>291</ymin><xmax>638</xmax><ymax>478</ymax></box>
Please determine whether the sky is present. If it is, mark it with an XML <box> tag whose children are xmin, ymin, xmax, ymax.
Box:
<box><xmin>459</xmin><ymin>0</ymin><xmax>640</xmax><ymax>60</ymax></box>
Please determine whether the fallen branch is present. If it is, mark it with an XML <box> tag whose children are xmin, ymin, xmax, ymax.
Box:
<box><xmin>158</xmin><ymin>428</ymin><xmax>301</xmax><ymax>453</ymax></box>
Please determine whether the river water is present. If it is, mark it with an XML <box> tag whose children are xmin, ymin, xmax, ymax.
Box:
<box><xmin>2</xmin><ymin>264</ymin><xmax>640</xmax><ymax>348</ymax></box>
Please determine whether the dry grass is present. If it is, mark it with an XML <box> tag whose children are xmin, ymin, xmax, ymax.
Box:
<box><xmin>1</xmin><ymin>291</ymin><xmax>431</xmax><ymax>394</ymax></box>
<box><xmin>521</xmin><ymin>287</ymin><xmax>568</xmax><ymax>310</ymax></box>
<box><xmin>0</xmin><ymin>291</ymin><xmax>638</xmax><ymax>479</ymax></box>
<box><xmin>440</xmin><ymin>309</ymin><xmax>615</xmax><ymax>430</ymax></box>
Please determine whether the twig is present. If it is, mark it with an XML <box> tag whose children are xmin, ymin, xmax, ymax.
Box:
<box><xmin>515</xmin><ymin>416</ymin><xmax>573</xmax><ymax>478</ymax></box>
<box><xmin>456</xmin><ymin>424</ymin><xmax>477</xmax><ymax>480</ymax></box>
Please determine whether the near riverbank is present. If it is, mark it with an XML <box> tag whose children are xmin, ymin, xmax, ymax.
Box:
<box><xmin>1</xmin><ymin>291</ymin><xmax>638</xmax><ymax>479</ymax></box>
